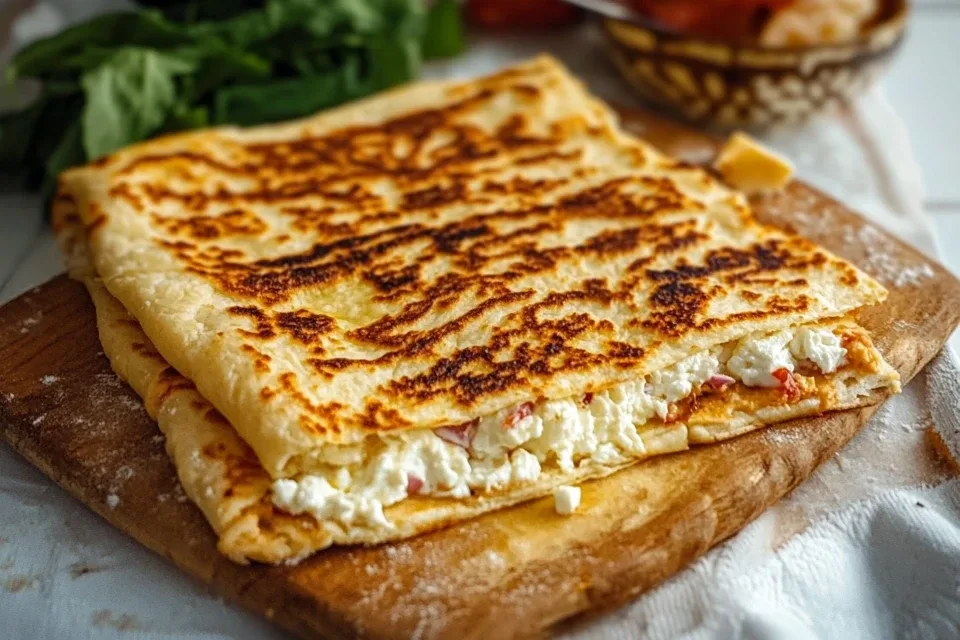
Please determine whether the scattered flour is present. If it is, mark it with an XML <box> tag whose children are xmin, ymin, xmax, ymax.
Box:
<box><xmin>116</xmin><ymin>395</ymin><xmax>144</xmax><ymax>413</ymax></box>
<box><xmin>40</xmin><ymin>375</ymin><xmax>59</xmax><ymax>386</ymax></box>
<box><xmin>841</xmin><ymin>224</ymin><xmax>934</xmax><ymax>288</ymax></box>
<box><xmin>31</xmin><ymin>416</ymin><xmax>44</xmax><ymax>426</ymax></box>
<box><xmin>891</xmin><ymin>319</ymin><xmax>916</xmax><ymax>332</ymax></box>
<box><xmin>891</xmin><ymin>263</ymin><xmax>935</xmax><ymax>288</ymax></box>
<box><xmin>173</xmin><ymin>483</ymin><xmax>189</xmax><ymax>503</ymax></box>
<box><xmin>15</xmin><ymin>313</ymin><xmax>43</xmax><ymax>335</ymax></box>
<box><xmin>105</xmin><ymin>494</ymin><xmax>120</xmax><ymax>509</ymax></box>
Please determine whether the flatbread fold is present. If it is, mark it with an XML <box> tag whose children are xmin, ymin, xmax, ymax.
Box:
<box><xmin>55</xmin><ymin>55</ymin><xmax>900</xmax><ymax>564</ymax></box>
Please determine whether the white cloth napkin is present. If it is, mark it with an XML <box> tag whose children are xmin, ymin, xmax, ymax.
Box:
<box><xmin>2</xmin><ymin>16</ymin><xmax>959</xmax><ymax>639</ymax></box>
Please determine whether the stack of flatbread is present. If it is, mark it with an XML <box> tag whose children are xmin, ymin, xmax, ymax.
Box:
<box><xmin>54</xmin><ymin>55</ymin><xmax>899</xmax><ymax>565</ymax></box>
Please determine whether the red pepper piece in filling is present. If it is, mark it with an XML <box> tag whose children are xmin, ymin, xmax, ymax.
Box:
<box><xmin>772</xmin><ymin>368</ymin><xmax>801</xmax><ymax>401</ymax></box>
<box><xmin>503</xmin><ymin>402</ymin><xmax>534</xmax><ymax>430</ymax></box>
<box><xmin>407</xmin><ymin>474</ymin><xmax>424</xmax><ymax>495</ymax></box>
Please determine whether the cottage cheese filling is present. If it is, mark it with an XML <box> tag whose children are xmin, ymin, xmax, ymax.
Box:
<box><xmin>272</xmin><ymin>326</ymin><xmax>846</xmax><ymax>529</ymax></box>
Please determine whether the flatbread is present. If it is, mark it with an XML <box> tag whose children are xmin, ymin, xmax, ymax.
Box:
<box><xmin>59</xmin><ymin>55</ymin><xmax>886</xmax><ymax>479</ymax></box>
<box><xmin>53</xmin><ymin>195</ymin><xmax>895</xmax><ymax>564</ymax></box>
<box><xmin>54</xmin><ymin>55</ymin><xmax>900</xmax><ymax>564</ymax></box>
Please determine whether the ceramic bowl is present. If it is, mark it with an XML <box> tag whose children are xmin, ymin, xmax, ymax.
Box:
<box><xmin>598</xmin><ymin>0</ymin><xmax>909</xmax><ymax>129</ymax></box>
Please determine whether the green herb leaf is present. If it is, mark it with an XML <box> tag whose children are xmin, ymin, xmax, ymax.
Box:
<box><xmin>10</xmin><ymin>11</ymin><xmax>190</xmax><ymax>79</ymax></box>
<box><xmin>162</xmin><ymin>101</ymin><xmax>210</xmax><ymax>133</ymax></box>
<box><xmin>422</xmin><ymin>0</ymin><xmax>464</xmax><ymax>60</ymax></box>
<box><xmin>212</xmin><ymin>56</ymin><xmax>372</xmax><ymax>125</ymax></box>
<box><xmin>81</xmin><ymin>48</ymin><xmax>198</xmax><ymax>160</ymax></box>
<box><xmin>368</xmin><ymin>35</ymin><xmax>422</xmax><ymax>90</ymax></box>
<box><xmin>7</xmin><ymin>0</ymin><xmax>466</xmax><ymax>198</ymax></box>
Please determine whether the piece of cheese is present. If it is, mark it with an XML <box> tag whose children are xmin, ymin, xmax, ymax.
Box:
<box><xmin>554</xmin><ymin>485</ymin><xmax>581</xmax><ymax>515</ymax></box>
<box><xmin>713</xmin><ymin>132</ymin><xmax>794</xmax><ymax>193</ymax></box>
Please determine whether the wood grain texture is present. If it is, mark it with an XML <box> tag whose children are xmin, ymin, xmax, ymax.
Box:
<box><xmin>2</xmin><ymin>110</ymin><xmax>960</xmax><ymax>640</ymax></box>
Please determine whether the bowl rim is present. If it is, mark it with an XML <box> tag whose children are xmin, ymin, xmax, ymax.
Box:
<box><xmin>591</xmin><ymin>0</ymin><xmax>909</xmax><ymax>53</ymax></box>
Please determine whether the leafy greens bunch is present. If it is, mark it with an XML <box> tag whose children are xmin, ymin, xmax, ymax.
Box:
<box><xmin>0</xmin><ymin>0</ymin><xmax>463</xmax><ymax>196</ymax></box>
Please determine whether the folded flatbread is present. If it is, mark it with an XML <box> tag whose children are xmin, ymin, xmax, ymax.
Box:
<box><xmin>56</xmin><ymin>55</ymin><xmax>900</xmax><ymax>564</ymax></box>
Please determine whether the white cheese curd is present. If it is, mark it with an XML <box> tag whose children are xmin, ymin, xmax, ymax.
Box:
<box><xmin>272</xmin><ymin>430</ymin><xmax>472</xmax><ymax>528</ymax></box>
<box><xmin>726</xmin><ymin>330</ymin><xmax>797</xmax><ymax>387</ymax></box>
<box><xmin>647</xmin><ymin>348</ymin><xmax>722</xmax><ymax>416</ymax></box>
<box><xmin>790</xmin><ymin>326</ymin><xmax>847</xmax><ymax>374</ymax></box>
<box><xmin>272</xmin><ymin>325</ymin><xmax>847</xmax><ymax>529</ymax></box>
<box><xmin>554</xmin><ymin>485</ymin><xmax>581</xmax><ymax>515</ymax></box>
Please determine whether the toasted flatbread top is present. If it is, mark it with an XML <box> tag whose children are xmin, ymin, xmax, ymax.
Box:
<box><xmin>53</xmin><ymin>195</ymin><xmax>898</xmax><ymax>564</ymax></box>
<box><xmin>60</xmin><ymin>55</ymin><xmax>886</xmax><ymax>477</ymax></box>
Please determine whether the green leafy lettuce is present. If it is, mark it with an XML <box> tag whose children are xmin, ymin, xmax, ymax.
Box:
<box><xmin>1</xmin><ymin>0</ymin><xmax>463</xmax><ymax>198</ymax></box>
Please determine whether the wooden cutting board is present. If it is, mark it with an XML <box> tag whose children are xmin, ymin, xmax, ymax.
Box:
<box><xmin>2</xmin><ymin>109</ymin><xmax>959</xmax><ymax>640</ymax></box>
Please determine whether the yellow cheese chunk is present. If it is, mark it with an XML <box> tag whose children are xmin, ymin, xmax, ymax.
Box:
<box><xmin>713</xmin><ymin>132</ymin><xmax>794</xmax><ymax>193</ymax></box>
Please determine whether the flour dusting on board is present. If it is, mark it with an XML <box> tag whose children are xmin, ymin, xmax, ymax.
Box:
<box><xmin>841</xmin><ymin>224</ymin><xmax>934</xmax><ymax>288</ymax></box>
<box><xmin>41</xmin><ymin>375</ymin><xmax>59</xmax><ymax>385</ymax></box>
<box><xmin>758</xmin><ymin>189</ymin><xmax>934</xmax><ymax>290</ymax></box>
<box><xmin>359</xmin><ymin>524</ymin><xmax>520</xmax><ymax>637</ymax></box>
<box><xmin>17</xmin><ymin>312</ymin><xmax>43</xmax><ymax>333</ymax></box>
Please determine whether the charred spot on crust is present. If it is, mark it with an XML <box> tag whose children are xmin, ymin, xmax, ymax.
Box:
<box><xmin>274</xmin><ymin>310</ymin><xmax>336</xmax><ymax>344</ymax></box>
<box><xmin>643</xmin><ymin>281</ymin><xmax>712</xmax><ymax>337</ymax></box>
<box><xmin>153</xmin><ymin>208</ymin><xmax>268</xmax><ymax>240</ymax></box>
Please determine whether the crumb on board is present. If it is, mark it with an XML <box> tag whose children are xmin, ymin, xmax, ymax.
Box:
<box><xmin>4</xmin><ymin>575</ymin><xmax>38</xmax><ymax>593</ymax></box>
<box><xmin>69</xmin><ymin>562</ymin><xmax>106</xmax><ymax>579</ymax></box>
<box><xmin>41</xmin><ymin>375</ymin><xmax>59</xmax><ymax>385</ymax></box>
<box><xmin>91</xmin><ymin>610</ymin><xmax>141</xmax><ymax>632</ymax></box>
<box><xmin>106</xmin><ymin>494</ymin><xmax>120</xmax><ymax>509</ymax></box>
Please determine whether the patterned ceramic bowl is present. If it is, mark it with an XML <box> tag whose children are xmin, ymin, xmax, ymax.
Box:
<box><xmin>597</xmin><ymin>0</ymin><xmax>908</xmax><ymax>129</ymax></box>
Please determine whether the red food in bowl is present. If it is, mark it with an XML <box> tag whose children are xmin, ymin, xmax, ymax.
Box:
<box><xmin>629</xmin><ymin>0</ymin><xmax>795</xmax><ymax>43</ymax></box>
<box><xmin>466</xmin><ymin>0</ymin><xmax>582</xmax><ymax>28</ymax></box>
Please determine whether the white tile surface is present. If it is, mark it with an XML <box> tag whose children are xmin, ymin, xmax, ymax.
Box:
<box><xmin>884</xmin><ymin>10</ymin><xmax>960</xmax><ymax>204</ymax></box>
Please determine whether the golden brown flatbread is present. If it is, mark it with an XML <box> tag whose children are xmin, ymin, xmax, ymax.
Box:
<box><xmin>55</xmin><ymin>55</ymin><xmax>899</xmax><ymax>564</ymax></box>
